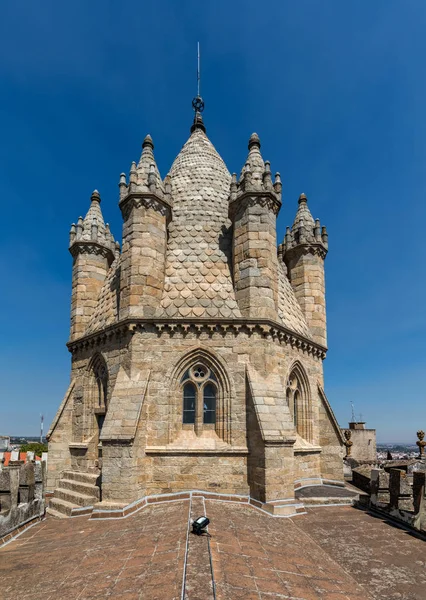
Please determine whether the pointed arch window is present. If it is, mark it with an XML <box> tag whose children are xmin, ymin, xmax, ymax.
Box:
<box><xmin>286</xmin><ymin>366</ymin><xmax>312</xmax><ymax>442</ymax></box>
<box><xmin>181</xmin><ymin>364</ymin><xmax>217</xmax><ymax>431</ymax></box>
<box><xmin>93</xmin><ymin>358</ymin><xmax>108</xmax><ymax>411</ymax></box>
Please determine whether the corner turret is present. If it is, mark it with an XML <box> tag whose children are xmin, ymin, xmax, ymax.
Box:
<box><xmin>283</xmin><ymin>194</ymin><xmax>328</xmax><ymax>347</ymax></box>
<box><xmin>69</xmin><ymin>190</ymin><xmax>117</xmax><ymax>341</ymax></box>
<box><xmin>119</xmin><ymin>135</ymin><xmax>172</xmax><ymax>319</ymax></box>
<box><xmin>229</xmin><ymin>133</ymin><xmax>282</xmax><ymax>320</ymax></box>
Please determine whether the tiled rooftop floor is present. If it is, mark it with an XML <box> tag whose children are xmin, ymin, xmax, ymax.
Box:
<box><xmin>1</xmin><ymin>501</ymin><xmax>425</xmax><ymax>600</ymax></box>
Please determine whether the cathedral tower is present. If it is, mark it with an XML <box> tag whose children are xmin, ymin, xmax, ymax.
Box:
<box><xmin>47</xmin><ymin>99</ymin><xmax>344</xmax><ymax>516</ymax></box>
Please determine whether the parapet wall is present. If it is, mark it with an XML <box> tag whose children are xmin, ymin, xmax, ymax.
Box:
<box><xmin>0</xmin><ymin>460</ymin><xmax>46</xmax><ymax>543</ymax></box>
<box><xmin>370</xmin><ymin>466</ymin><xmax>426</xmax><ymax>533</ymax></box>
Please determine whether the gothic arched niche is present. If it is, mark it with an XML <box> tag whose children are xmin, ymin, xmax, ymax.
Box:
<box><xmin>168</xmin><ymin>348</ymin><xmax>233</xmax><ymax>444</ymax></box>
<box><xmin>285</xmin><ymin>361</ymin><xmax>312</xmax><ymax>443</ymax></box>
<box><xmin>83</xmin><ymin>353</ymin><xmax>109</xmax><ymax>442</ymax></box>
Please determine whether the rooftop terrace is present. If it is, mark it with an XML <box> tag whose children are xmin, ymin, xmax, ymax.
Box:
<box><xmin>1</xmin><ymin>500</ymin><xmax>425</xmax><ymax>600</ymax></box>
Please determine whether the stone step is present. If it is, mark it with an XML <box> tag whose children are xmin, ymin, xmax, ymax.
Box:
<box><xmin>303</xmin><ymin>496</ymin><xmax>355</xmax><ymax>507</ymax></box>
<box><xmin>48</xmin><ymin>497</ymin><xmax>76</xmax><ymax>516</ymax></box>
<box><xmin>62</xmin><ymin>471</ymin><xmax>100</xmax><ymax>485</ymax></box>
<box><xmin>54</xmin><ymin>487</ymin><xmax>97</xmax><ymax>508</ymax></box>
<box><xmin>60</xmin><ymin>478</ymin><xmax>100</xmax><ymax>499</ymax></box>
<box><xmin>47</xmin><ymin>506</ymin><xmax>68</xmax><ymax>519</ymax></box>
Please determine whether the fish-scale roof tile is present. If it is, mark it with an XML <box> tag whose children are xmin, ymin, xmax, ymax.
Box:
<box><xmin>86</xmin><ymin>257</ymin><xmax>121</xmax><ymax>334</ymax></box>
<box><xmin>277</xmin><ymin>261</ymin><xmax>311</xmax><ymax>337</ymax></box>
<box><xmin>158</xmin><ymin>129</ymin><xmax>241</xmax><ymax>319</ymax></box>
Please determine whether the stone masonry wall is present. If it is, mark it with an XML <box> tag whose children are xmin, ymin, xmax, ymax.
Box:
<box><xmin>232</xmin><ymin>199</ymin><xmax>279</xmax><ymax>321</ymax></box>
<box><xmin>56</xmin><ymin>326</ymin><xmax>342</xmax><ymax>504</ymax></box>
<box><xmin>346</xmin><ymin>428</ymin><xmax>377</xmax><ymax>463</ymax></box>
<box><xmin>286</xmin><ymin>251</ymin><xmax>327</xmax><ymax>347</ymax></box>
<box><xmin>119</xmin><ymin>202</ymin><xmax>167</xmax><ymax>319</ymax></box>
<box><xmin>46</xmin><ymin>382</ymin><xmax>74</xmax><ymax>491</ymax></box>
<box><xmin>318</xmin><ymin>392</ymin><xmax>344</xmax><ymax>482</ymax></box>
<box><xmin>294</xmin><ymin>450</ymin><xmax>321</xmax><ymax>482</ymax></box>
<box><xmin>70</xmin><ymin>252</ymin><xmax>110</xmax><ymax>341</ymax></box>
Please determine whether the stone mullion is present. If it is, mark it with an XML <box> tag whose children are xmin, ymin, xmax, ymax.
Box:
<box><xmin>195</xmin><ymin>384</ymin><xmax>203</xmax><ymax>436</ymax></box>
<box><xmin>216</xmin><ymin>386</ymin><xmax>224</xmax><ymax>442</ymax></box>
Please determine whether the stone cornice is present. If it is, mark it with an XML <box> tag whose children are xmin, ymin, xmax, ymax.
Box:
<box><xmin>119</xmin><ymin>191</ymin><xmax>172</xmax><ymax>220</ymax></box>
<box><xmin>284</xmin><ymin>242</ymin><xmax>327</xmax><ymax>261</ymax></box>
<box><xmin>69</xmin><ymin>240</ymin><xmax>115</xmax><ymax>262</ymax></box>
<box><xmin>67</xmin><ymin>317</ymin><xmax>328</xmax><ymax>360</ymax></box>
<box><xmin>229</xmin><ymin>190</ymin><xmax>282</xmax><ymax>218</ymax></box>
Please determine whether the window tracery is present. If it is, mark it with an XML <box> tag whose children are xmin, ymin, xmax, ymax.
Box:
<box><xmin>181</xmin><ymin>363</ymin><xmax>217</xmax><ymax>429</ymax></box>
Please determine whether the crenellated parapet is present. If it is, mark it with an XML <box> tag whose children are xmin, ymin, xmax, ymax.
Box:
<box><xmin>118</xmin><ymin>135</ymin><xmax>172</xmax><ymax>319</ymax></box>
<box><xmin>283</xmin><ymin>194</ymin><xmax>328</xmax><ymax>347</ymax></box>
<box><xmin>229</xmin><ymin>133</ymin><xmax>282</xmax><ymax>320</ymax></box>
<box><xmin>69</xmin><ymin>190</ymin><xmax>118</xmax><ymax>341</ymax></box>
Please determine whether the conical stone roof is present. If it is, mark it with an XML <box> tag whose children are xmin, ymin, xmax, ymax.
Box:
<box><xmin>159</xmin><ymin>128</ymin><xmax>241</xmax><ymax>319</ymax></box>
<box><xmin>239</xmin><ymin>133</ymin><xmax>265</xmax><ymax>188</ymax></box>
<box><xmin>292</xmin><ymin>193</ymin><xmax>315</xmax><ymax>234</ymax></box>
<box><xmin>82</xmin><ymin>191</ymin><xmax>105</xmax><ymax>237</ymax></box>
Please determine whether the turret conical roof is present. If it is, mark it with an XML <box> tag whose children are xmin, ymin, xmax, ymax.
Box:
<box><xmin>82</xmin><ymin>190</ymin><xmax>105</xmax><ymax>235</ymax></box>
<box><xmin>239</xmin><ymin>133</ymin><xmax>265</xmax><ymax>187</ymax></box>
<box><xmin>136</xmin><ymin>134</ymin><xmax>164</xmax><ymax>193</ymax></box>
<box><xmin>291</xmin><ymin>193</ymin><xmax>315</xmax><ymax>232</ymax></box>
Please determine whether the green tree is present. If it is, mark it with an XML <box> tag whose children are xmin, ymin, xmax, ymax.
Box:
<box><xmin>19</xmin><ymin>442</ymin><xmax>48</xmax><ymax>457</ymax></box>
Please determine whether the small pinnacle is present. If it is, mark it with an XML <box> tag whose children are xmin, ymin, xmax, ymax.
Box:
<box><xmin>298</xmin><ymin>193</ymin><xmax>307</xmax><ymax>204</ymax></box>
<box><xmin>142</xmin><ymin>134</ymin><xmax>154</xmax><ymax>149</ymax></box>
<box><xmin>248</xmin><ymin>132</ymin><xmax>261</xmax><ymax>150</ymax></box>
<box><xmin>91</xmin><ymin>190</ymin><xmax>101</xmax><ymax>202</ymax></box>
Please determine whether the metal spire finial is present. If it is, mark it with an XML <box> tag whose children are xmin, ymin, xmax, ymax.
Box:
<box><xmin>192</xmin><ymin>42</ymin><xmax>204</xmax><ymax>115</ymax></box>
<box><xmin>197</xmin><ymin>41</ymin><xmax>200</xmax><ymax>97</ymax></box>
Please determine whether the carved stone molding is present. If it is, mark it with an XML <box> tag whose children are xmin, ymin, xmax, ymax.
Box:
<box><xmin>119</xmin><ymin>193</ymin><xmax>172</xmax><ymax>221</ymax></box>
<box><xmin>67</xmin><ymin>317</ymin><xmax>327</xmax><ymax>361</ymax></box>
<box><xmin>229</xmin><ymin>191</ymin><xmax>282</xmax><ymax>219</ymax></box>
<box><xmin>284</xmin><ymin>243</ymin><xmax>327</xmax><ymax>261</ymax></box>
<box><xmin>69</xmin><ymin>241</ymin><xmax>115</xmax><ymax>262</ymax></box>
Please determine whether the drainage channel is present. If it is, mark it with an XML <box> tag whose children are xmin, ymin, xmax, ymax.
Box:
<box><xmin>181</xmin><ymin>494</ymin><xmax>216</xmax><ymax>600</ymax></box>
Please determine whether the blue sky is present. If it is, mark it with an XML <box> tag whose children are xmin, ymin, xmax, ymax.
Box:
<box><xmin>1</xmin><ymin>1</ymin><xmax>425</xmax><ymax>442</ymax></box>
